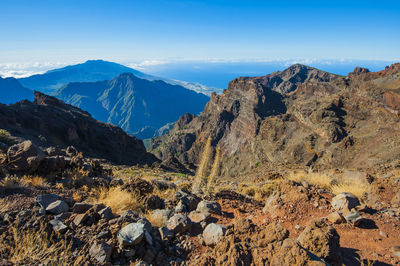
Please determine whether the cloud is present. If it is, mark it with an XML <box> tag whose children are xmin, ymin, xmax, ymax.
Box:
<box><xmin>0</xmin><ymin>62</ymin><xmax>67</xmax><ymax>78</ymax></box>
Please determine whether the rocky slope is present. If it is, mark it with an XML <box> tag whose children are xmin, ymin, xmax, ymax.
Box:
<box><xmin>54</xmin><ymin>73</ymin><xmax>209</xmax><ymax>139</ymax></box>
<box><xmin>0</xmin><ymin>76</ymin><xmax>33</xmax><ymax>104</ymax></box>
<box><xmin>0</xmin><ymin>91</ymin><xmax>155</xmax><ymax>165</ymax></box>
<box><xmin>150</xmin><ymin>63</ymin><xmax>400</xmax><ymax>177</ymax></box>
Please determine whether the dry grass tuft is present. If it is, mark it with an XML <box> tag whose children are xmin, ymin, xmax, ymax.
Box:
<box><xmin>238</xmin><ymin>180</ymin><xmax>280</xmax><ymax>202</ymax></box>
<box><xmin>0</xmin><ymin>222</ymin><xmax>72</xmax><ymax>265</ymax></box>
<box><xmin>89</xmin><ymin>186</ymin><xmax>143</xmax><ymax>214</ymax></box>
<box><xmin>287</xmin><ymin>170</ymin><xmax>371</xmax><ymax>202</ymax></box>
<box><xmin>331</xmin><ymin>183</ymin><xmax>370</xmax><ymax>201</ymax></box>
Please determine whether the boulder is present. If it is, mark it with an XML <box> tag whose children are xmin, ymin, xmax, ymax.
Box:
<box><xmin>203</xmin><ymin>223</ymin><xmax>226</xmax><ymax>246</ymax></box>
<box><xmin>7</xmin><ymin>140</ymin><xmax>45</xmax><ymax>173</ymax></box>
<box><xmin>166</xmin><ymin>214</ymin><xmax>192</xmax><ymax>234</ymax></box>
<box><xmin>331</xmin><ymin>192</ymin><xmax>360</xmax><ymax>212</ymax></box>
<box><xmin>89</xmin><ymin>241</ymin><xmax>112</xmax><ymax>263</ymax></box>
<box><xmin>45</xmin><ymin>200</ymin><xmax>69</xmax><ymax>214</ymax></box>
<box><xmin>326</xmin><ymin>212</ymin><xmax>345</xmax><ymax>224</ymax></box>
<box><xmin>72</xmin><ymin>202</ymin><xmax>93</xmax><ymax>214</ymax></box>
<box><xmin>35</xmin><ymin>194</ymin><xmax>59</xmax><ymax>209</ymax></box>
<box><xmin>297</xmin><ymin>219</ymin><xmax>341</xmax><ymax>264</ymax></box>
<box><xmin>118</xmin><ymin>223</ymin><xmax>145</xmax><ymax>247</ymax></box>
<box><xmin>196</xmin><ymin>200</ymin><xmax>222</xmax><ymax>215</ymax></box>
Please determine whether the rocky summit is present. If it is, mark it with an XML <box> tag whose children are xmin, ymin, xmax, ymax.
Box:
<box><xmin>151</xmin><ymin>63</ymin><xmax>400</xmax><ymax>177</ymax></box>
<box><xmin>0</xmin><ymin>91</ymin><xmax>155</xmax><ymax>165</ymax></box>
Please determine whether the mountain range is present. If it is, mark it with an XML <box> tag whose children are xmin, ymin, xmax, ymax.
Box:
<box><xmin>0</xmin><ymin>60</ymin><xmax>210</xmax><ymax>139</ymax></box>
<box><xmin>150</xmin><ymin>63</ymin><xmax>400</xmax><ymax>177</ymax></box>
<box><xmin>54</xmin><ymin>73</ymin><xmax>209</xmax><ymax>139</ymax></box>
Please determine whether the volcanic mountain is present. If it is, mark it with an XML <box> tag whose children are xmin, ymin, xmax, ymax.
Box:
<box><xmin>150</xmin><ymin>63</ymin><xmax>400</xmax><ymax>177</ymax></box>
<box><xmin>54</xmin><ymin>73</ymin><xmax>209</xmax><ymax>139</ymax></box>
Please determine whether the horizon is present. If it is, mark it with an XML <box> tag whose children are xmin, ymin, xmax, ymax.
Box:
<box><xmin>1</xmin><ymin>0</ymin><xmax>399</xmax><ymax>64</ymax></box>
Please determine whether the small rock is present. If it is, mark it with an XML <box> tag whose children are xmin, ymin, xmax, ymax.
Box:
<box><xmin>343</xmin><ymin>211</ymin><xmax>364</xmax><ymax>226</ymax></box>
<box><xmin>159</xmin><ymin>227</ymin><xmax>174</xmax><ymax>241</ymax></box>
<box><xmin>89</xmin><ymin>241</ymin><xmax>112</xmax><ymax>263</ymax></box>
<box><xmin>55</xmin><ymin>212</ymin><xmax>72</xmax><ymax>221</ymax></box>
<box><xmin>110</xmin><ymin>178</ymin><xmax>124</xmax><ymax>186</ymax></box>
<box><xmin>327</xmin><ymin>212</ymin><xmax>345</xmax><ymax>224</ymax></box>
<box><xmin>117</xmin><ymin>223</ymin><xmax>145</xmax><ymax>247</ymax></box>
<box><xmin>203</xmin><ymin>223</ymin><xmax>226</xmax><ymax>246</ymax></box>
<box><xmin>97</xmin><ymin>230</ymin><xmax>111</xmax><ymax>239</ymax></box>
<box><xmin>379</xmin><ymin>231</ymin><xmax>388</xmax><ymax>238</ymax></box>
<box><xmin>188</xmin><ymin>211</ymin><xmax>211</xmax><ymax>223</ymax></box>
<box><xmin>196</xmin><ymin>200</ymin><xmax>221</xmax><ymax>215</ymax></box>
<box><xmin>120</xmin><ymin>210</ymin><xmax>139</xmax><ymax>223</ymax></box>
<box><xmin>35</xmin><ymin>194</ymin><xmax>59</xmax><ymax>209</ymax></box>
<box><xmin>331</xmin><ymin>193</ymin><xmax>360</xmax><ymax>212</ymax></box>
<box><xmin>49</xmin><ymin>218</ymin><xmax>68</xmax><ymax>234</ymax></box>
<box><xmin>46</xmin><ymin>200</ymin><xmax>69</xmax><ymax>215</ymax></box>
<box><xmin>175</xmin><ymin>200</ymin><xmax>187</xmax><ymax>213</ymax></box>
<box><xmin>98</xmin><ymin>206</ymin><xmax>114</xmax><ymax>220</ymax></box>
<box><xmin>72</xmin><ymin>202</ymin><xmax>93</xmax><ymax>214</ymax></box>
<box><xmin>149</xmin><ymin>209</ymin><xmax>172</xmax><ymax>227</ymax></box>
<box><xmin>167</xmin><ymin>214</ymin><xmax>192</xmax><ymax>234</ymax></box>
<box><xmin>74</xmin><ymin>213</ymin><xmax>89</xmax><ymax>226</ymax></box>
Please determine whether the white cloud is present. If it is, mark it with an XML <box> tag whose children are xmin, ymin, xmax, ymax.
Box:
<box><xmin>0</xmin><ymin>62</ymin><xmax>67</xmax><ymax>78</ymax></box>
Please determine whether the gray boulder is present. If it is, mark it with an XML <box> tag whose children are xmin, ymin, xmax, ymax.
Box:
<box><xmin>7</xmin><ymin>140</ymin><xmax>45</xmax><ymax>173</ymax></box>
<box><xmin>196</xmin><ymin>200</ymin><xmax>222</xmax><ymax>215</ymax></box>
<box><xmin>331</xmin><ymin>193</ymin><xmax>360</xmax><ymax>212</ymax></box>
<box><xmin>46</xmin><ymin>200</ymin><xmax>69</xmax><ymax>214</ymax></box>
<box><xmin>89</xmin><ymin>241</ymin><xmax>112</xmax><ymax>263</ymax></box>
<box><xmin>167</xmin><ymin>214</ymin><xmax>192</xmax><ymax>234</ymax></box>
<box><xmin>203</xmin><ymin>223</ymin><xmax>226</xmax><ymax>246</ymax></box>
<box><xmin>118</xmin><ymin>223</ymin><xmax>145</xmax><ymax>247</ymax></box>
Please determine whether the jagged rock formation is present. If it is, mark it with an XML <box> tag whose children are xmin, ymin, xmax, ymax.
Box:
<box><xmin>0</xmin><ymin>91</ymin><xmax>156</xmax><ymax>165</ymax></box>
<box><xmin>150</xmin><ymin>63</ymin><xmax>400</xmax><ymax>177</ymax></box>
<box><xmin>54</xmin><ymin>73</ymin><xmax>209</xmax><ymax>139</ymax></box>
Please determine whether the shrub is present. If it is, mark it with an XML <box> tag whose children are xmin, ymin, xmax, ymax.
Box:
<box><xmin>89</xmin><ymin>186</ymin><xmax>143</xmax><ymax>214</ymax></box>
<box><xmin>0</xmin><ymin>222</ymin><xmax>72</xmax><ymax>265</ymax></box>
<box><xmin>0</xmin><ymin>129</ymin><xmax>15</xmax><ymax>145</ymax></box>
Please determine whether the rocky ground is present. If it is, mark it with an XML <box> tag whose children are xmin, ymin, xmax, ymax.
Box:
<box><xmin>0</xmin><ymin>139</ymin><xmax>399</xmax><ymax>265</ymax></box>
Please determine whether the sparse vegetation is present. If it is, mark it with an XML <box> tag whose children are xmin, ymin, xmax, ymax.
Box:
<box><xmin>0</xmin><ymin>222</ymin><xmax>72</xmax><ymax>265</ymax></box>
<box><xmin>89</xmin><ymin>186</ymin><xmax>143</xmax><ymax>214</ymax></box>
<box><xmin>0</xmin><ymin>129</ymin><xmax>15</xmax><ymax>145</ymax></box>
<box><xmin>192</xmin><ymin>136</ymin><xmax>213</xmax><ymax>194</ymax></box>
<box><xmin>206</xmin><ymin>146</ymin><xmax>220</xmax><ymax>196</ymax></box>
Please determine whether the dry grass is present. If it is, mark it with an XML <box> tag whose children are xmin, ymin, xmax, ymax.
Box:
<box><xmin>287</xmin><ymin>170</ymin><xmax>371</xmax><ymax>201</ymax></box>
<box><xmin>331</xmin><ymin>183</ymin><xmax>370</xmax><ymax>201</ymax></box>
<box><xmin>238</xmin><ymin>180</ymin><xmax>280</xmax><ymax>201</ymax></box>
<box><xmin>0</xmin><ymin>223</ymin><xmax>72</xmax><ymax>265</ymax></box>
<box><xmin>89</xmin><ymin>186</ymin><xmax>143</xmax><ymax>214</ymax></box>
<box><xmin>0</xmin><ymin>175</ymin><xmax>49</xmax><ymax>189</ymax></box>
<box><xmin>206</xmin><ymin>147</ymin><xmax>220</xmax><ymax>196</ymax></box>
<box><xmin>192</xmin><ymin>137</ymin><xmax>212</xmax><ymax>194</ymax></box>
<box><xmin>0</xmin><ymin>129</ymin><xmax>15</xmax><ymax>145</ymax></box>
<box><xmin>287</xmin><ymin>170</ymin><xmax>332</xmax><ymax>189</ymax></box>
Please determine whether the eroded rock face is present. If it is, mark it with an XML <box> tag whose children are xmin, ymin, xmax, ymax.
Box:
<box><xmin>0</xmin><ymin>92</ymin><xmax>157</xmax><ymax>165</ymax></box>
<box><xmin>150</xmin><ymin>63</ymin><xmax>400</xmax><ymax>177</ymax></box>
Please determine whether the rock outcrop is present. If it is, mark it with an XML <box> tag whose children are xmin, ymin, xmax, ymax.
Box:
<box><xmin>0</xmin><ymin>91</ymin><xmax>156</xmax><ymax>165</ymax></box>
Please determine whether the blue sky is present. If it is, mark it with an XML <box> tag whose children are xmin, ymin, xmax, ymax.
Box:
<box><xmin>1</xmin><ymin>0</ymin><xmax>399</xmax><ymax>64</ymax></box>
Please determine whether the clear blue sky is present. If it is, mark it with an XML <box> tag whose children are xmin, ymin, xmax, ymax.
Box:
<box><xmin>1</xmin><ymin>0</ymin><xmax>399</xmax><ymax>63</ymax></box>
